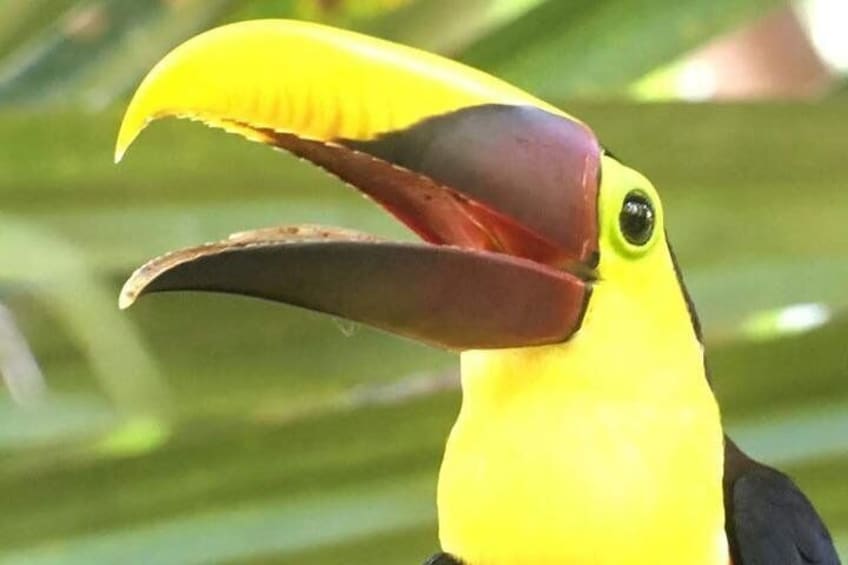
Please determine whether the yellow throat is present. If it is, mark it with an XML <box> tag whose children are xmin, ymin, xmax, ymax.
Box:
<box><xmin>437</xmin><ymin>158</ymin><xmax>728</xmax><ymax>565</ymax></box>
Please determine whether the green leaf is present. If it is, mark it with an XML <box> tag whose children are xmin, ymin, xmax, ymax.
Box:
<box><xmin>359</xmin><ymin>0</ymin><xmax>545</xmax><ymax>55</ymax></box>
<box><xmin>459</xmin><ymin>0</ymin><xmax>786</xmax><ymax>99</ymax></box>
<box><xmin>0</xmin><ymin>215</ymin><xmax>167</xmax><ymax>419</ymax></box>
<box><xmin>0</xmin><ymin>0</ymin><xmax>79</xmax><ymax>58</ymax></box>
<box><xmin>0</xmin><ymin>0</ymin><xmax>231</xmax><ymax>109</ymax></box>
<box><xmin>0</xmin><ymin>393</ymin><xmax>454</xmax><ymax>558</ymax></box>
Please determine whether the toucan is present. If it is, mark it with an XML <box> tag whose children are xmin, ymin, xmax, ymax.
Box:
<box><xmin>114</xmin><ymin>20</ymin><xmax>839</xmax><ymax>565</ymax></box>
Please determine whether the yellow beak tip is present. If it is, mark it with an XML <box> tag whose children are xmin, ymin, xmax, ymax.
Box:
<box><xmin>114</xmin><ymin>122</ymin><xmax>140</xmax><ymax>164</ymax></box>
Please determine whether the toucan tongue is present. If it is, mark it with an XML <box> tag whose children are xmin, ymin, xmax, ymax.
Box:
<box><xmin>120</xmin><ymin>226</ymin><xmax>588</xmax><ymax>350</ymax></box>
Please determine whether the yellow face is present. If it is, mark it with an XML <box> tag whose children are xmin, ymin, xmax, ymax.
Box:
<box><xmin>439</xmin><ymin>156</ymin><xmax>728</xmax><ymax>565</ymax></box>
<box><xmin>587</xmin><ymin>155</ymin><xmax>698</xmax><ymax>359</ymax></box>
<box><xmin>458</xmin><ymin>155</ymin><xmax>701</xmax><ymax>397</ymax></box>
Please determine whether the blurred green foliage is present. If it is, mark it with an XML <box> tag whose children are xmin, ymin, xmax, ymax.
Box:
<box><xmin>0</xmin><ymin>1</ymin><xmax>845</xmax><ymax>563</ymax></box>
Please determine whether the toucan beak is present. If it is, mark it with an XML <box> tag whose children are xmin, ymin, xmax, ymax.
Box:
<box><xmin>116</xmin><ymin>20</ymin><xmax>602</xmax><ymax>350</ymax></box>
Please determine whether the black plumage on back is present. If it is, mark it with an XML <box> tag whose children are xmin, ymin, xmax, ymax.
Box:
<box><xmin>724</xmin><ymin>438</ymin><xmax>841</xmax><ymax>565</ymax></box>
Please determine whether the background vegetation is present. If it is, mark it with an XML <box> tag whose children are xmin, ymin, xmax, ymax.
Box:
<box><xmin>0</xmin><ymin>1</ymin><xmax>845</xmax><ymax>563</ymax></box>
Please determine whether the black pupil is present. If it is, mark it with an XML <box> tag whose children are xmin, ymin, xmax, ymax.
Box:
<box><xmin>619</xmin><ymin>191</ymin><xmax>654</xmax><ymax>245</ymax></box>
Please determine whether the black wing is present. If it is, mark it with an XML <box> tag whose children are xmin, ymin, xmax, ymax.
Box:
<box><xmin>725</xmin><ymin>437</ymin><xmax>841</xmax><ymax>565</ymax></box>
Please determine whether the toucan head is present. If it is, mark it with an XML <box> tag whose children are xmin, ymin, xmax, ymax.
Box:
<box><xmin>117</xmin><ymin>20</ymin><xmax>697</xmax><ymax>357</ymax></box>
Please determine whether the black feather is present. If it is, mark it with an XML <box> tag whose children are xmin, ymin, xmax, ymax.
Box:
<box><xmin>725</xmin><ymin>438</ymin><xmax>840</xmax><ymax>565</ymax></box>
<box><xmin>423</xmin><ymin>552</ymin><xmax>464</xmax><ymax>565</ymax></box>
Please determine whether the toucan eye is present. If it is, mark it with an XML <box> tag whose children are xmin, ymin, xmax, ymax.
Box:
<box><xmin>619</xmin><ymin>191</ymin><xmax>655</xmax><ymax>246</ymax></box>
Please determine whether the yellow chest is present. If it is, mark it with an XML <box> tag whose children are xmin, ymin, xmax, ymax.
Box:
<box><xmin>436</xmin><ymin>297</ymin><xmax>728</xmax><ymax>565</ymax></box>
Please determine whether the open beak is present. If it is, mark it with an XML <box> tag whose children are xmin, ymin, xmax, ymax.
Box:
<box><xmin>116</xmin><ymin>20</ymin><xmax>602</xmax><ymax>350</ymax></box>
